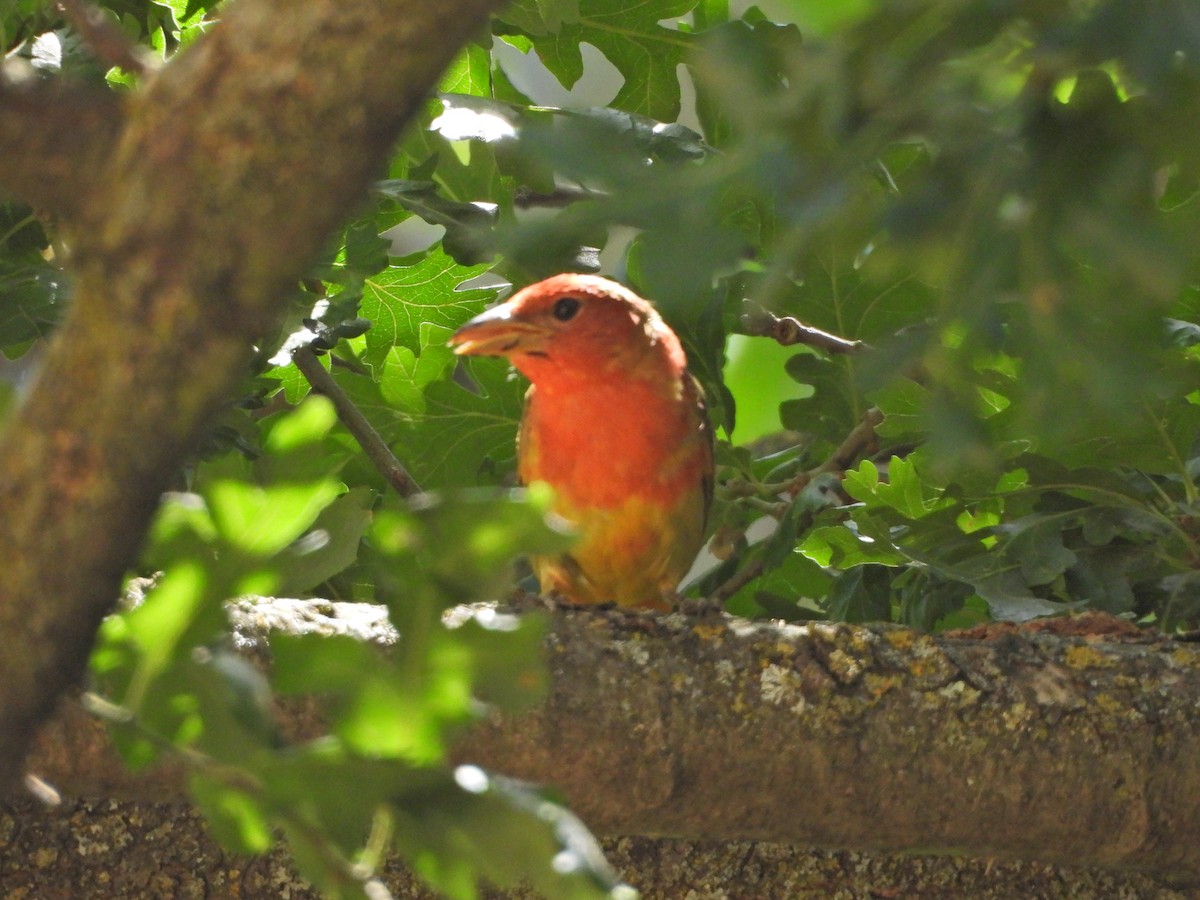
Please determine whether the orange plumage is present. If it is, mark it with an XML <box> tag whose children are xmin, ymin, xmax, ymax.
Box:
<box><xmin>450</xmin><ymin>274</ymin><xmax>713</xmax><ymax>610</ymax></box>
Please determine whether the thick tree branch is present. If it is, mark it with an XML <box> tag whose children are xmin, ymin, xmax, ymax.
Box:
<box><xmin>0</xmin><ymin>0</ymin><xmax>502</xmax><ymax>789</ymax></box>
<box><xmin>21</xmin><ymin>602</ymin><xmax>1200</xmax><ymax>881</ymax></box>
<box><xmin>0</xmin><ymin>797</ymin><xmax>1181</xmax><ymax>897</ymax></box>
<box><xmin>0</xmin><ymin>69</ymin><xmax>125</xmax><ymax>220</ymax></box>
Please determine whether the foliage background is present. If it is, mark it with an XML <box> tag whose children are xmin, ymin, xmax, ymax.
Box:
<box><xmin>4</xmin><ymin>0</ymin><xmax>1200</xmax><ymax>896</ymax></box>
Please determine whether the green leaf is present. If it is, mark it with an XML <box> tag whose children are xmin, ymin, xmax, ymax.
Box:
<box><xmin>393</xmin><ymin>768</ymin><xmax>621</xmax><ymax>900</ymax></box>
<box><xmin>759</xmin><ymin>499</ymin><xmax>808</xmax><ymax>571</ymax></box>
<box><xmin>447</xmin><ymin>609</ymin><xmax>549</xmax><ymax>712</ymax></box>
<box><xmin>189</xmin><ymin>772</ymin><xmax>274</xmax><ymax>854</ymax></box>
<box><xmin>800</xmin><ymin>520</ymin><xmax>905</xmax><ymax>569</ymax></box>
<box><xmin>788</xmin><ymin>0</ymin><xmax>878</xmax><ymax>36</ymax></box>
<box><xmin>903</xmin><ymin>547</ymin><xmax>1075</xmax><ymax>623</ymax></box>
<box><xmin>995</xmin><ymin>516</ymin><xmax>1078</xmax><ymax>588</ymax></box>
<box><xmin>844</xmin><ymin>456</ymin><xmax>952</xmax><ymax>520</ymax></box>
<box><xmin>869</xmin><ymin>377</ymin><xmax>932</xmax><ymax>440</ymax></box>
<box><xmin>377</xmin><ymin>332</ymin><xmax>456</xmax><ymax>414</ymax></box>
<box><xmin>93</xmin><ymin>562</ymin><xmax>222</xmax><ymax>716</ymax></box>
<box><xmin>375</xmin><ymin>179</ymin><xmax>498</xmax><ymax>266</ymax></box>
<box><xmin>276</xmin><ymin>486</ymin><xmax>375</xmax><ymax>595</ymax></box>
<box><xmin>361</xmin><ymin>249</ymin><xmax>499</xmax><ymax>366</ymax></box>
<box><xmin>391</xmin><ymin>355</ymin><xmax>526</xmax><ymax>489</ymax></box>
<box><xmin>780</xmin><ymin>351</ymin><xmax>858</xmax><ymax>445</ymax></box>
<box><xmin>968</xmin><ymin>572</ymin><xmax>1075</xmax><ymax>623</ymax></box>
<box><xmin>895</xmin><ymin>571</ymin><xmax>974</xmax><ymax>631</ymax></box>
<box><xmin>439</xmin><ymin>43</ymin><xmax>494</xmax><ymax>96</ymax></box>
<box><xmin>205</xmin><ymin>469</ymin><xmax>341</xmax><ymax>559</ymax></box>
<box><xmin>263</xmin><ymin>747</ymin><xmax>420</xmax><ymax>857</ymax></box>
<box><xmin>0</xmin><ymin>255</ymin><xmax>66</xmax><ymax>356</ymax></box>
<box><xmin>273</xmin><ymin>633</ymin><xmax>455</xmax><ymax>762</ymax></box>
<box><xmin>747</xmin><ymin>549</ymin><xmax>833</xmax><ymax>619</ymax></box>
<box><xmin>1066</xmin><ymin>544</ymin><xmax>1138</xmax><ymax>615</ymax></box>
<box><xmin>414</xmin><ymin>485</ymin><xmax>574</xmax><ymax>596</ymax></box>
<box><xmin>826</xmin><ymin>565</ymin><xmax>892</xmax><ymax>623</ymax></box>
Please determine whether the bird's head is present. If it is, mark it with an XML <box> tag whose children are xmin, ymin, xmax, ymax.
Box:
<box><xmin>449</xmin><ymin>274</ymin><xmax>686</xmax><ymax>386</ymax></box>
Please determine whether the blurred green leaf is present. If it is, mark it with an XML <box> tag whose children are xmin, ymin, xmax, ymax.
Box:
<box><xmin>0</xmin><ymin>255</ymin><xmax>66</xmax><ymax>357</ymax></box>
<box><xmin>276</xmin><ymin>486</ymin><xmax>374</xmax><ymax>595</ymax></box>
<box><xmin>189</xmin><ymin>771</ymin><xmax>274</xmax><ymax>854</ymax></box>
<box><xmin>517</xmin><ymin>0</ymin><xmax>698</xmax><ymax>119</ymax></box>
<box><xmin>393</xmin><ymin>768</ymin><xmax>623</xmax><ymax>900</ymax></box>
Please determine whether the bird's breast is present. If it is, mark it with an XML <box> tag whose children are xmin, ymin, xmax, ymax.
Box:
<box><xmin>518</xmin><ymin>378</ymin><xmax>707</xmax><ymax>511</ymax></box>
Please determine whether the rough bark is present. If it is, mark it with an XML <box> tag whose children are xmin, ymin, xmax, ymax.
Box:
<box><xmin>2</xmin><ymin>798</ymin><xmax>1190</xmax><ymax>898</ymax></box>
<box><xmin>0</xmin><ymin>76</ymin><xmax>124</xmax><ymax>220</ymax></box>
<box><xmin>21</xmin><ymin>601</ymin><xmax>1200</xmax><ymax>883</ymax></box>
<box><xmin>0</xmin><ymin>0</ymin><xmax>501</xmax><ymax>789</ymax></box>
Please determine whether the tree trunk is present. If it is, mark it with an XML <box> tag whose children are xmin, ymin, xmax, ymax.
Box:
<box><xmin>0</xmin><ymin>0</ymin><xmax>501</xmax><ymax>789</ymax></box>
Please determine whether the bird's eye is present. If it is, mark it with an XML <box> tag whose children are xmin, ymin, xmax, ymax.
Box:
<box><xmin>552</xmin><ymin>297</ymin><xmax>582</xmax><ymax>322</ymax></box>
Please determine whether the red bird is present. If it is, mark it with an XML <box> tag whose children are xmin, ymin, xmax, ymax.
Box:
<box><xmin>450</xmin><ymin>274</ymin><xmax>713</xmax><ymax>610</ymax></box>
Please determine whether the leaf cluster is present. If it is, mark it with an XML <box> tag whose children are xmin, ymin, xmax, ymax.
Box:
<box><xmin>90</xmin><ymin>399</ymin><xmax>618</xmax><ymax>899</ymax></box>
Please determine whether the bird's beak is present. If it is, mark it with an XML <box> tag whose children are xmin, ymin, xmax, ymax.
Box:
<box><xmin>450</xmin><ymin>303</ymin><xmax>549</xmax><ymax>357</ymax></box>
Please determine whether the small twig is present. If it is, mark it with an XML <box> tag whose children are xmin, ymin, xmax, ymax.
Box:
<box><xmin>739</xmin><ymin>304</ymin><xmax>867</xmax><ymax>355</ymax></box>
<box><xmin>710</xmin><ymin>408</ymin><xmax>885</xmax><ymax>602</ymax></box>
<box><xmin>513</xmin><ymin>185</ymin><xmax>601</xmax><ymax>209</ymax></box>
<box><xmin>329</xmin><ymin>353</ymin><xmax>371</xmax><ymax>377</ymax></box>
<box><xmin>742</xmin><ymin>495</ymin><xmax>789</xmax><ymax>518</ymax></box>
<box><xmin>809</xmin><ymin>407</ymin><xmax>884</xmax><ymax>479</ymax></box>
<box><xmin>712</xmin><ymin>555</ymin><xmax>765</xmax><ymax>603</ymax></box>
<box><xmin>293</xmin><ymin>345</ymin><xmax>421</xmax><ymax>498</ymax></box>
<box><xmin>56</xmin><ymin>0</ymin><xmax>158</xmax><ymax>76</ymax></box>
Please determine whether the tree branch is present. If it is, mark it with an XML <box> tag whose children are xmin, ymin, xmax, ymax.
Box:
<box><xmin>21</xmin><ymin>602</ymin><xmax>1200</xmax><ymax>880</ymax></box>
<box><xmin>739</xmin><ymin>303</ymin><xmax>866</xmax><ymax>354</ymax></box>
<box><xmin>803</xmin><ymin>406</ymin><xmax>884</xmax><ymax>481</ymax></box>
<box><xmin>0</xmin><ymin>797</ymin><xmax>1181</xmax><ymax>897</ymax></box>
<box><xmin>0</xmin><ymin>0</ymin><xmax>503</xmax><ymax>789</ymax></box>
<box><xmin>293</xmin><ymin>345</ymin><xmax>421</xmax><ymax>497</ymax></box>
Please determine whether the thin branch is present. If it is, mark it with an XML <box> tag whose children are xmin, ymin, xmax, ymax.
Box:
<box><xmin>56</xmin><ymin>0</ymin><xmax>159</xmax><ymax>76</ymax></box>
<box><xmin>513</xmin><ymin>185</ymin><xmax>602</xmax><ymax>209</ymax></box>
<box><xmin>807</xmin><ymin>406</ymin><xmax>884</xmax><ymax>480</ymax></box>
<box><xmin>739</xmin><ymin>304</ymin><xmax>867</xmax><ymax>355</ymax></box>
<box><xmin>292</xmin><ymin>345</ymin><xmax>421</xmax><ymax>498</ymax></box>
<box><xmin>711</xmin><ymin>408</ymin><xmax>883</xmax><ymax>601</ymax></box>
<box><xmin>712</xmin><ymin>555</ymin><xmax>765</xmax><ymax>603</ymax></box>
